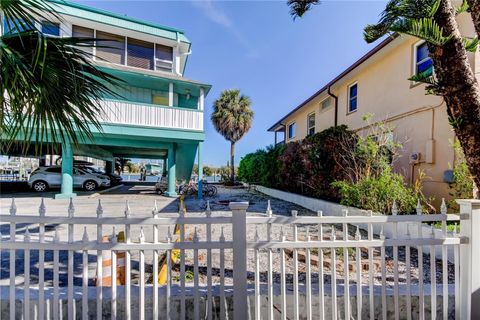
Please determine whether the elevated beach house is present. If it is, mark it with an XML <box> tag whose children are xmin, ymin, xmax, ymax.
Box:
<box><xmin>268</xmin><ymin>14</ymin><xmax>479</xmax><ymax>205</ymax></box>
<box><xmin>1</xmin><ymin>1</ymin><xmax>211</xmax><ymax>198</ymax></box>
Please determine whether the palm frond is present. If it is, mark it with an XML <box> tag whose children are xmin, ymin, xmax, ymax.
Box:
<box><xmin>287</xmin><ymin>0</ymin><xmax>320</xmax><ymax>19</ymax></box>
<box><xmin>408</xmin><ymin>70</ymin><xmax>436</xmax><ymax>85</ymax></box>
<box><xmin>390</xmin><ymin>18</ymin><xmax>452</xmax><ymax>46</ymax></box>
<box><xmin>1</xmin><ymin>30</ymin><xmax>121</xmax><ymax>153</ymax></box>
<box><xmin>364</xmin><ymin>0</ymin><xmax>441</xmax><ymax>43</ymax></box>
<box><xmin>463</xmin><ymin>36</ymin><xmax>479</xmax><ymax>52</ymax></box>
<box><xmin>0</xmin><ymin>0</ymin><xmax>58</xmax><ymax>33</ymax></box>
<box><xmin>211</xmin><ymin>89</ymin><xmax>254</xmax><ymax>144</ymax></box>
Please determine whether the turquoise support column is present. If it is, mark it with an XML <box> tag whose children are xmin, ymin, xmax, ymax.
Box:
<box><xmin>197</xmin><ymin>142</ymin><xmax>203</xmax><ymax>199</ymax></box>
<box><xmin>162</xmin><ymin>158</ymin><xmax>167</xmax><ymax>177</ymax></box>
<box><xmin>55</xmin><ymin>141</ymin><xmax>76</xmax><ymax>199</ymax></box>
<box><xmin>165</xmin><ymin>145</ymin><xmax>177</xmax><ymax>197</ymax></box>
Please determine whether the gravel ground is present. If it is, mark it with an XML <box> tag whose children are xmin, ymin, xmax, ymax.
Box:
<box><xmin>0</xmin><ymin>185</ymin><xmax>455</xmax><ymax>288</ymax></box>
<box><xmin>174</xmin><ymin>186</ymin><xmax>455</xmax><ymax>287</ymax></box>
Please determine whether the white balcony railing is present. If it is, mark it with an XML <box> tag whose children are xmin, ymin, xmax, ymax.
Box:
<box><xmin>99</xmin><ymin>99</ymin><xmax>203</xmax><ymax>131</ymax></box>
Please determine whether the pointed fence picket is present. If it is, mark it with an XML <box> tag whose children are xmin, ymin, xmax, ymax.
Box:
<box><xmin>0</xmin><ymin>198</ymin><xmax>478</xmax><ymax>319</ymax></box>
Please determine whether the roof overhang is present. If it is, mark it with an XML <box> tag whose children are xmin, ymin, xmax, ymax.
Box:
<box><xmin>47</xmin><ymin>0</ymin><xmax>190</xmax><ymax>43</ymax></box>
<box><xmin>267</xmin><ymin>34</ymin><xmax>401</xmax><ymax>132</ymax></box>
<box><xmin>267</xmin><ymin>123</ymin><xmax>286</xmax><ymax>132</ymax></box>
<box><xmin>97</xmin><ymin>62</ymin><xmax>212</xmax><ymax>96</ymax></box>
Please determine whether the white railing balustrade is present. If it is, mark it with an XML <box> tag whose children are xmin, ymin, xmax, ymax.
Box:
<box><xmin>99</xmin><ymin>99</ymin><xmax>203</xmax><ymax>131</ymax></box>
<box><xmin>0</xmin><ymin>198</ymin><xmax>478</xmax><ymax>319</ymax></box>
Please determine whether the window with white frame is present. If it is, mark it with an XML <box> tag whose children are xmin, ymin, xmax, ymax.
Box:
<box><xmin>414</xmin><ymin>41</ymin><xmax>433</xmax><ymax>77</ymax></box>
<box><xmin>71</xmin><ymin>25</ymin><xmax>174</xmax><ymax>73</ymax></box>
<box><xmin>307</xmin><ymin>113</ymin><xmax>315</xmax><ymax>136</ymax></box>
<box><xmin>155</xmin><ymin>44</ymin><xmax>173</xmax><ymax>72</ymax></box>
<box><xmin>287</xmin><ymin>122</ymin><xmax>296</xmax><ymax>140</ymax></box>
<box><xmin>320</xmin><ymin>97</ymin><xmax>331</xmax><ymax>110</ymax></box>
<box><xmin>348</xmin><ymin>83</ymin><xmax>358</xmax><ymax>113</ymax></box>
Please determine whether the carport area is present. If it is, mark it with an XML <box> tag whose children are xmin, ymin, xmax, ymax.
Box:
<box><xmin>3</xmin><ymin>132</ymin><xmax>204</xmax><ymax>199</ymax></box>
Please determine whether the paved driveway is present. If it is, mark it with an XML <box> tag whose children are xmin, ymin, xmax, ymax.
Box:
<box><xmin>0</xmin><ymin>184</ymin><xmax>179</xmax><ymax>286</ymax></box>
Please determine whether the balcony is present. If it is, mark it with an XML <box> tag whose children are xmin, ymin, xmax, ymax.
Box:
<box><xmin>98</xmin><ymin>99</ymin><xmax>203</xmax><ymax>131</ymax></box>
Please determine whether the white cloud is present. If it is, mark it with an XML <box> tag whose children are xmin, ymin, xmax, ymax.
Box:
<box><xmin>192</xmin><ymin>0</ymin><xmax>258</xmax><ymax>58</ymax></box>
<box><xmin>192</xmin><ymin>0</ymin><xmax>233</xmax><ymax>28</ymax></box>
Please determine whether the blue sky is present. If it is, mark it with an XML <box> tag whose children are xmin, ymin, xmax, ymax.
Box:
<box><xmin>76</xmin><ymin>0</ymin><xmax>388</xmax><ymax>167</ymax></box>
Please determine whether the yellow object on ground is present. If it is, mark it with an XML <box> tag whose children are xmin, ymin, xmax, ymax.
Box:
<box><xmin>158</xmin><ymin>195</ymin><xmax>185</xmax><ymax>284</ymax></box>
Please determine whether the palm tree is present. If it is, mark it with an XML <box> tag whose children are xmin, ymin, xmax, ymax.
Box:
<box><xmin>211</xmin><ymin>89</ymin><xmax>254</xmax><ymax>184</ymax></box>
<box><xmin>1</xmin><ymin>0</ymin><xmax>119</xmax><ymax>153</ymax></box>
<box><xmin>115</xmin><ymin>157</ymin><xmax>131</xmax><ymax>175</ymax></box>
<box><xmin>287</xmin><ymin>0</ymin><xmax>480</xmax><ymax>198</ymax></box>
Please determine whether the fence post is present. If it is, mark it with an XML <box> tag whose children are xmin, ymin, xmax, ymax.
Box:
<box><xmin>457</xmin><ymin>199</ymin><xmax>480</xmax><ymax>319</ymax></box>
<box><xmin>230</xmin><ymin>201</ymin><xmax>249</xmax><ymax>320</ymax></box>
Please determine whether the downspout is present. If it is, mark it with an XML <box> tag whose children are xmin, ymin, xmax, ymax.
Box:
<box><xmin>327</xmin><ymin>86</ymin><xmax>338</xmax><ymax>127</ymax></box>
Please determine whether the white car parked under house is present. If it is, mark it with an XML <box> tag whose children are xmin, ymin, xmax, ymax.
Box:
<box><xmin>28</xmin><ymin>166</ymin><xmax>110</xmax><ymax>192</ymax></box>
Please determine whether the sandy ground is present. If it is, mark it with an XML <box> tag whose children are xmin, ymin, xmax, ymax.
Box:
<box><xmin>0</xmin><ymin>184</ymin><xmax>454</xmax><ymax>288</ymax></box>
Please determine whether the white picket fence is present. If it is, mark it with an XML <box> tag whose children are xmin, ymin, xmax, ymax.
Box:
<box><xmin>0</xmin><ymin>198</ymin><xmax>479</xmax><ymax>319</ymax></box>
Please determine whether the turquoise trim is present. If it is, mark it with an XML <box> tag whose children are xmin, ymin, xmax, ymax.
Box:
<box><xmin>197</xmin><ymin>142</ymin><xmax>203</xmax><ymax>199</ymax></box>
<box><xmin>99</xmin><ymin>66</ymin><xmax>212</xmax><ymax>95</ymax></box>
<box><xmin>97</xmin><ymin>123</ymin><xmax>205</xmax><ymax>141</ymax></box>
<box><xmin>48</xmin><ymin>0</ymin><xmax>190</xmax><ymax>43</ymax></box>
<box><xmin>103</xmin><ymin>98</ymin><xmax>203</xmax><ymax>113</ymax></box>
<box><xmin>166</xmin><ymin>145</ymin><xmax>177</xmax><ymax>197</ymax></box>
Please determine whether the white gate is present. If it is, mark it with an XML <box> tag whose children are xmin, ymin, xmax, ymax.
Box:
<box><xmin>0</xmin><ymin>198</ymin><xmax>478</xmax><ymax>319</ymax></box>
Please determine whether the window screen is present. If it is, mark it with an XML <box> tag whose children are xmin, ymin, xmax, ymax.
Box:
<box><xmin>96</xmin><ymin>31</ymin><xmax>125</xmax><ymax>65</ymax></box>
<box><xmin>321</xmin><ymin>97</ymin><xmax>331</xmax><ymax>110</ymax></box>
<box><xmin>128</xmin><ymin>38</ymin><xmax>154</xmax><ymax>70</ymax></box>
<box><xmin>155</xmin><ymin>44</ymin><xmax>173</xmax><ymax>72</ymax></box>
<box><xmin>72</xmin><ymin>25</ymin><xmax>94</xmax><ymax>54</ymax></box>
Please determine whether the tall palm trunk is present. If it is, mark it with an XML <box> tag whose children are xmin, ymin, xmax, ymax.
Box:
<box><xmin>466</xmin><ymin>0</ymin><xmax>480</xmax><ymax>38</ymax></box>
<box><xmin>230</xmin><ymin>141</ymin><xmax>235</xmax><ymax>184</ymax></box>
<box><xmin>431</xmin><ymin>0</ymin><xmax>480</xmax><ymax>198</ymax></box>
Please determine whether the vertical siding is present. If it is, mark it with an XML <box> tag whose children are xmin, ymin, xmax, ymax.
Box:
<box><xmin>104</xmin><ymin>84</ymin><xmax>199</xmax><ymax>109</ymax></box>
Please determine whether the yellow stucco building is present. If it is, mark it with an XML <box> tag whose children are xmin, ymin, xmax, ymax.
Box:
<box><xmin>268</xmin><ymin>15</ymin><xmax>479</xmax><ymax>206</ymax></box>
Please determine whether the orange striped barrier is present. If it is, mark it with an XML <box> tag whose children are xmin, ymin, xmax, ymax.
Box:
<box><xmin>94</xmin><ymin>232</ymin><xmax>126</xmax><ymax>286</ymax></box>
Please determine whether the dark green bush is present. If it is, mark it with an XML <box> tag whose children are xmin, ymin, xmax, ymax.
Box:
<box><xmin>239</xmin><ymin>125</ymin><xmax>356</xmax><ymax>200</ymax></box>
<box><xmin>239</xmin><ymin>120</ymin><xmax>431</xmax><ymax>214</ymax></box>
<box><xmin>238</xmin><ymin>144</ymin><xmax>284</xmax><ymax>187</ymax></box>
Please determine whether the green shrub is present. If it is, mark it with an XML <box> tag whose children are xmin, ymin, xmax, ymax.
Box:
<box><xmin>332</xmin><ymin>167</ymin><xmax>417</xmax><ymax>214</ymax></box>
<box><xmin>239</xmin><ymin>118</ymin><xmax>427</xmax><ymax>214</ymax></box>
<box><xmin>239</xmin><ymin>125</ymin><xmax>356</xmax><ymax>200</ymax></box>
<box><xmin>330</xmin><ymin>115</ymin><xmax>428</xmax><ymax>214</ymax></box>
<box><xmin>238</xmin><ymin>144</ymin><xmax>284</xmax><ymax>188</ymax></box>
<box><xmin>448</xmin><ymin>140</ymin><xmax>474</xmax><ymax>211</ymax></box>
